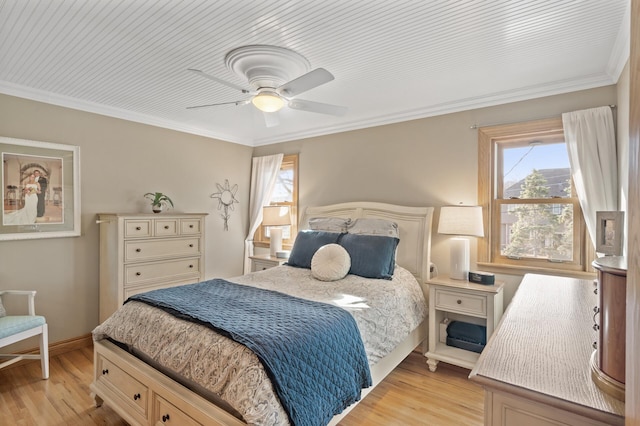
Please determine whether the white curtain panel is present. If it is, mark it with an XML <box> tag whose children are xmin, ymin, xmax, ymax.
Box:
<box><xmin>562</xmin><ymin>106</ymin><xmax>617</xmax><ymax>248</ymax></box>
<box><xmin>243</xmin><ymin>153</ymin><xmax>284</xmax><ymax>273</ymax></box>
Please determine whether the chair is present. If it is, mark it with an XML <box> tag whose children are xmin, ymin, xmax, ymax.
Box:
<box><xmin>0</xmin><ymin>290</ymin><xmax>49</xmax><ymax>379</ymax></box>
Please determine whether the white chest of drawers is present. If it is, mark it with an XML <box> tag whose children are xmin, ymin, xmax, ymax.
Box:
<box><xmin>98</xmin><ymin>213</ymin><xmax>207</xmax><ymax>322</ymax></box>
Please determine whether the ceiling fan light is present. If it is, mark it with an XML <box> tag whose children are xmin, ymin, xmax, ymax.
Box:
<box><xmin>252</xmin><ymin>92</ymin><xmax>285</xmax><ymax>112</ymax></box>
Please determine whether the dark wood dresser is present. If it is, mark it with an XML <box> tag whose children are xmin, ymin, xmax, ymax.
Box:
<box><xmin>592</xmin><ymin>256</ymin><xmax>627</xmax><ymax>401</ymax></box>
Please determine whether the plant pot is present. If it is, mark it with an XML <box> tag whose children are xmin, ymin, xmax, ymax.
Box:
<box><xmin>152</xmin><ymin>204</ymin><xmax>163</xmax><ymax>214</ymax></box>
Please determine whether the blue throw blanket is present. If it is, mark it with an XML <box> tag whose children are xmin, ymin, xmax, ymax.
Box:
<box><xmin>127</xmin><ymin>279</ymin><xmax>372</xmax><ymax>426</ymax></box>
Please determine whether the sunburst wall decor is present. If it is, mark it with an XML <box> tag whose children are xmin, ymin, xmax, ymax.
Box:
<box><xmin>210</xmin><ymin>179</ymin><xmax>239</xmax><ymax>231</ymax></box>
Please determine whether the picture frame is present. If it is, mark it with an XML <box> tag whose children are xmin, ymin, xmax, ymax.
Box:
<box><xmin>595</xmin><ymin>211</ymin><xmax>624</xmax><ymax>256</ymax></box>
<box><xmin>1</xmin><ymin>136</ymin><xmax>80</xmax><ymax>241</ymax></box>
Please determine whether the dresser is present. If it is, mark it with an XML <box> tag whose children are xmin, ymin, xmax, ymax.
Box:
<box><xmin>98</xmin><ymin>213</ymin><xmax>207</xmax><ymax>322</ymax></box>
<box><xmin>470</xmin><ymin>274</ymin><xmax>624</xmax><ymax>426</ymax></box>
<box><xmin>591</xmin><ymin>256</ymin><xmax>627</xmax><ymax>401</ymax></box>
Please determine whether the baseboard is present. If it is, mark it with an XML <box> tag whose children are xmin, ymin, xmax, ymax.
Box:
<box><xmin>1</xmin><ymin>333</ymin><xmax>92</xmax><ymax>370</ymax></box>
<box><xmin>48</xmin><ymin>333</ymin><xmax>93</xmax><ymax>358</ymax></box>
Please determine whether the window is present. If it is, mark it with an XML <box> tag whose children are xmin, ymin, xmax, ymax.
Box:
<box><xmin>478</xmin><ymin>118</ymin><xmax>593</xmax><ymax>275</ymax></box>
<box><xmin>254</xmin><ymin>154</ymin><xmax>299</xmax><ymax>248</ymax></box>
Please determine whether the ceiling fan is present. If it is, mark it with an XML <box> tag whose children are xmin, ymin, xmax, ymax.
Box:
<box><xmin>186</xmin><ymin>45</ymin><xmax>348</xmax><ymax>124</ymax></box>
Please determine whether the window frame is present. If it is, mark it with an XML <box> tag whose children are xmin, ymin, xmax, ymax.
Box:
<box><xmin>253</xmin><ymin>154</ymin><xmax>299</xmax><ymax>250</ymax></box>
<box><xmin>477</xmin><ymin>118</ymin><xmax>594</xmax><ymax>277</ymax></box>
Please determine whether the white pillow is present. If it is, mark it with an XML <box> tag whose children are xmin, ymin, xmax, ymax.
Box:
<box><xmin>0</xmin><ymin>298</ymin><xmax>5</xmax><ymax>318</ymax></box>
<box><xmin>308</xmin><ymin>217</ymin><xmax>352</xmax><ymax>233</ymax></box>
<box><xmin>347</xmin><ymin>218</ymin><xmax>399</xmax><ymax>238</ymax></box>
<box><xmin>311</xmin><ymin>244</ymin><xmax>351</xmax><ymax>281</ymax></box>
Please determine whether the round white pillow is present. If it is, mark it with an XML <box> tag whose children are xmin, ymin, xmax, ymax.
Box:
<box><xmin>311</xmin><ymin>244</ymin><xmax>351</xmax><ymax>281</ymax></box>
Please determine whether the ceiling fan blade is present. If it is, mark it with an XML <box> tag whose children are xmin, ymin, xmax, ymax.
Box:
<box><xmin>262</xmin><ymin>111</ymin><xmax>280</xmax><ymax>128</ymax></box>
<box><xmin>277</xmin><ymin>68</ymin><xmax>334</xmax><ymax>97</ymax></box>
<box><xmin>186</xmin><ymin>99</ymin><xmax>251</xmax><ymax>109</ymax></box>
<box><xmin>187</xmin><ymin>68</ymin><xmax>252</xmax><ymax>94</ymax></box>
<box><xmin>288</xmin><ymin>99</ymin><xmax>348</xmax><ymax>116</ymax></box>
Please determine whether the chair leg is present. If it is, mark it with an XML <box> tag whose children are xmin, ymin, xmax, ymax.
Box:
<box><xmin>40</xmin><ymin>324</ymin><xmax>49</xmax><ymax>379</ymax></box>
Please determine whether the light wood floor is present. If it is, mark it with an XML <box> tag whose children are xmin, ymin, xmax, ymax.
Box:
<box><xmin>0</xmin><ymin>345</ymin><xmax>484</xmax><ymax>425</ymax></box>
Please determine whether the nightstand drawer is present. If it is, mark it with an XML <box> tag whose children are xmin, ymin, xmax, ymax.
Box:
<box><xmin>435</xmin><ymin>289</ymin><xmax>487</xmax><ymax>317</ymax></box>
<box><xmin>252</xmin><ymin>259</ymin><xmax>277</xmax><ymax>272</ymax></box>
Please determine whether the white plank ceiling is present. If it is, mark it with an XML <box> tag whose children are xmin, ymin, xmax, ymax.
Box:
<box><xmin>0</xmin><ymin>0</ymin><xmax>630</xmax><ymax>146</ymax></box>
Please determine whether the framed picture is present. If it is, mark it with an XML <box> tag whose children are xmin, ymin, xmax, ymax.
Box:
<box><xmin>1</xmin><ymin>136</ymin><xmax>80</xmax><ymax>240</ymax></box>
<box><xmin>595</xmin><ymin>211</ymin><xmax>624</xmax><ymax>256</ymax></box>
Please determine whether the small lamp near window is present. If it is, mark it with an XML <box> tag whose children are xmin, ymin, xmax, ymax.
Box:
<box><xmin>262</xmin><ymin>205</ymin><xmax>291</xmax><ymax>257</ymax></box>
<box><xmin>438</xmin><ymin>205</ymin><xmax>484</xmax><ymax>280</ymax></box>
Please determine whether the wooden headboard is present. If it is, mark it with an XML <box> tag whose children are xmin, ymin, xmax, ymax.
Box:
<box><xmin>300</xmin><ymin>202</ymin><xmax>434</xmax><ymax>283</ymax></box>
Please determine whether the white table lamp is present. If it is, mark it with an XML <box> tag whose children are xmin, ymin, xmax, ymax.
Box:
<box><xmin>262</xmin><ymin>206</ymin><xmax>291</xmax><ymax>257</ymax></box>
<box><xmin>438</xmin><ymin>205</ymin><xmax>484</xmax><ymax>280</ymax></box>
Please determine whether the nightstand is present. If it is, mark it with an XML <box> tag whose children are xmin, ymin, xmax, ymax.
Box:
<box><xmin>425</xmin><ymin>275</ymin><xmax>504</xmax><ymax>372</ymax></box>
<box><xmin>250</xmin><ymin>254</ymin><xmax>287</xmax><ymax>272</ymax></box>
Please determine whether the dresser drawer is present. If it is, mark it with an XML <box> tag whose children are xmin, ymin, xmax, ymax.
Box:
<box><xmin>435</xmin><ymin>289</ymin><xmax>487</xmax><ymax>317</ymax></box>
<box><xmin>125</xmin><ymin>258</ymin><xmax>201</xmax><ymax>286</ymax></box>
<box><xmin>155</xmin><ymin>219</ymin><xmax>179</xmax><ymax>236</ymax></box>
<box><xmin>153</xmin><ymin>395</ymin><xmax>201</xmax><ymax>426</ymax></box>
<box><xmin>125</xmin><ymin>238</ymin><xmax>201</xmax><ymax>262</ymax></box>
<box><xmin>180</xmin><ymin>218</ymin><xmax>202</xmax><ymax>235</ymax></box>
<box><xmin>125</xmin><ymin>220</ymin><xmax>152</xmax><ymax>238</ymax></box>
<box><xmin>96</xmin><ymin>353</ymin><xmax>148</xmax><ymax>419</ymax></box>
<box><xmin>123</xmin><ymin>278</ymin><xmax>200</xmax><ymax>300</ymax></box>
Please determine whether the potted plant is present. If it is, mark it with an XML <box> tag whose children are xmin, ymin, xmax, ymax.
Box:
<box><xmin>144</xmin><ymin>192</ymin><xmax>174</xmax><ymax>213</ymax></box>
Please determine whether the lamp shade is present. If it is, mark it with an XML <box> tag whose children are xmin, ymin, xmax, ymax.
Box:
<box><xmin>262</xmin><ymin>205</ymin><xmax>291</xmax><ymax>226</ymax></box>
<box><xmin>438</xmin><ymin>205</ymin><xmax>484</xmax><ymax>237</ymax></box>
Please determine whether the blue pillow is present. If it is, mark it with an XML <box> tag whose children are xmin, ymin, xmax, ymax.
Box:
<box><xmin>338</xmin><ymin>234</ymin><xmax>399</xmax><ymax>279</ymax></box>
<box><xmin>286</xmin><ymin>230</ymin><xmax>343</xmax><ymax>269</ymax></box>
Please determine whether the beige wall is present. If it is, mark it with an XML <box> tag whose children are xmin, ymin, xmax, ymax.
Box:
<box><xmin>254</xmin><ymin>85</ymin><xmax>618</xmax><ymax>305</ymax></box>
<box><xmin>0</xmin><ymin>83</ymin><xmax>622</xmax><ymax>347</ymax></box>
<box><xmin>0</xmin><ymin>94</ymin><xmax>252</xmax><ymax>348</ymax></box>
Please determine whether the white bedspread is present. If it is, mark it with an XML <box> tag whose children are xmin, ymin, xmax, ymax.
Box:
<box><xmin>93</xmin><ymin>265</ymin><xmax>427</xmax><ymax>425</ymax></box>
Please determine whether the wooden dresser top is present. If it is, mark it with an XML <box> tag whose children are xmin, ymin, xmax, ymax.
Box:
<box><xmin>470</xmin><ymin>273</ymin><xmax>624</xmax><ymax>422</ymax></box>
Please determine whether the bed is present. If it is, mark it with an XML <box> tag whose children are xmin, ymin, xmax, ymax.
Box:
<box><xmin>91</xmin><ymin>201</ymin><xmax>434</xmax><ymax>426</ymax></box>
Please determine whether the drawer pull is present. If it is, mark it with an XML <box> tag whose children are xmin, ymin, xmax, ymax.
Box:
<box><xmin>136</xmin><ymin>226</ymin><xmax>141</xmax><ymax>231</ymax></box>
<box><xmin>456</xmin><ymin>299</ymin><xmax>462</xmax><ymax>305</ymax></box>
<box><xmin>189</xmin><ymin>264</ymin><xmax>194</xmax><ymax>268</ymax></box>
<box><xmin>189</xmin><ymin>244</ymin><xmax>194</xmax><ymax>248</ymax></box>
<box><xmin>594</xmin><ymin>288</ymin><xmax>598</xmax><ymax>295</ymax></box>
<box><xmin>593</xmin><ymin>323</ymin><xmax>599</xmax><ymax>331</ymax></box>
<box><xmin>593</xmin><ymin>341</ymin><xmax>598</xmax><ymax>350</ymax></box>
<box><xmin>164</xmin><ymin>225</ymin><xmax>169</xmax><ymax>229</ymax></box>
<box><xmin>189</xmin><ymin>224</ymin><xmax>194</xmax><ymax>228</ymax></box>
<box><xmin>133</xmin><ymin>393</ymin><xmax>141</xmax><ymax>401</ymax></box>
<box><xmin>135</xmin><ymin>272</ymin><xmax>141</xmax><ymax>276</ymax></box>
<box><xmin>102</xmin><ymin>369</ymin><xmax>109</xmax><ymax>375</ymax></box>
<box><xmin>162</xmin><ymin>414</ymin><xmax>170</xmax><ymax>422</ymax></box>
<box><xmin>135</xmin><ymin>248</ymin><xmax>141</xmax><ymax>252</ymax></box>
<box><xmin>593</xmin><ymin>306</ymin><xmax>599</xmax><ymax>313</ymax></box>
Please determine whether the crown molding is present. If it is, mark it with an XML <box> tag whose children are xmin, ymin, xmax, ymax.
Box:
<box><xmin>1</xmin><ymin>74</ymin><xmax>616</xmax><ymax>148</ymax></box>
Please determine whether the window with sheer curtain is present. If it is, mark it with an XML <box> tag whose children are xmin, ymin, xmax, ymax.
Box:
<box><xmin>478</xmin><ymin>118</ymin><xmax>593</xmax><ymax>275</ymax></box>
<box><xmin>253</xmin><ymin>154</ymin><xmax>298</xmax><ymax>249</ymax></box>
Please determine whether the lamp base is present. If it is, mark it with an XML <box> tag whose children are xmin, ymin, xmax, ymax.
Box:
<box><xmin>449</xmin><ymin>237</ymin><xmax>470</xmax><ymax>280</ymax></box>
<box><xmin>270</xmin><ymin>227</ymin><xmax>283</xmax><ymax>257</ymax></box>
